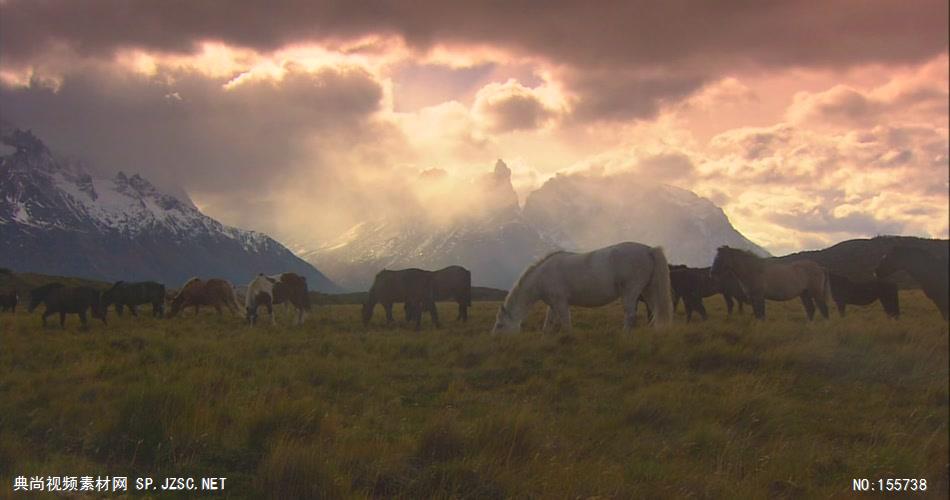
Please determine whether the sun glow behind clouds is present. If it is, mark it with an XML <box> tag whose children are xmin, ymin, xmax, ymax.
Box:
<box><xmin>0</xmin><ymin>0</ymin><xmax>946</xmax><ymax>254</ymax></box>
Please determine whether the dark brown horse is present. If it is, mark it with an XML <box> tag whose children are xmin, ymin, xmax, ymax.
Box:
<box><xmin>828</xmin><ymin>273</ymin><xmax>899</xmax><ymax>318</ymax></box>
<box><xmin>404</xmin><ymin>265</ymin><xmax>472</xmax><ymax>322</ymax></box>
<box><xmin>670</xmin><ymin>265</ymin><xmax>748</xmax><ymax>321</ymax></box>
<box><xmin>272</xmin><ymin>272</ymin><xmax>311</xmax><ymax>325</ymax></box>
<box><xmin>363</xmin><ymin>268</ymin><xmax>440</xmax><ymax>330</ymax></box>
<box><xmin>167</xmin><ymin>278</ymin><xmax>242</xmax><ymax>318</ymax></box>
<box><xmin>711</xmin><ymin>246</ymin><xmax>830</xmax><ymax>320</ymax></box>
<box><xmin>101</xmin><ymin>281</ymin><xmax>166</xmax><ymax>318</ymax></box>
<box><xmin>876</xmin><ymin>245</ymin><xmax>948</xmax><ymax>319</ymax></box>
<box><xmin>0</xmin><ymin>290</ymin><xmax>17</xmax><ymax>312</ymax></box>
<box><xmin>34</xmin><ymin>286</ymin><xmax>107</xmax><ymax>328</ymax></box>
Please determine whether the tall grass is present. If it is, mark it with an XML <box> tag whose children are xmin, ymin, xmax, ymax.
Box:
<box><xmin>0</xmin><ymin>291</ymin><xmax>946</xmax><ymax>498</ymax></box>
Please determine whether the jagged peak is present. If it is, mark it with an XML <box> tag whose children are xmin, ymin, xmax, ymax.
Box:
<box><xmin>1</xmin><ymin>128</ymin><xmax>51</xmax><ymax>157</ymax></box>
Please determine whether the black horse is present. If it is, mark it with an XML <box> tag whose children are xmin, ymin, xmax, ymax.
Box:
<box><xmin>669</xmin><ymin>266</ymin><xmax>748</xmax><ymax>321</ymax></box>
<box><xmin>404</xmin><ymin>265</ymin><xmax>472</xmax><ymax>323</ymax></box>
<box><xmin>101</xmin><ymin>281</ymin><xmax>166</xmax><ymax>318</ymax></box>
<box><xmin>828</xmin><ymin>273</ymin><xmax>899</xmax><ymax>318</ymax></box>
<box><xmin>31</xmin><ymin>285</ymin><xmax>106</xmax><ymax>328</ymax></box>
<box><xmin>876</xmin><ymin>245</ymin><xmax>948</xmax><ymax>319</ymax></box>
<box><xmin>0</xmin><ymin>290</ymin><xmax>17</xmax><ymax>312</ymax></box>
<box><xmin>363</xmin><ymin>268</ymin><xmax>440</xmax><ymax>330</ymax></box>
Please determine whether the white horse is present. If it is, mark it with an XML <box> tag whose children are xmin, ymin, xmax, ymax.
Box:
<box><xmin>245</xmin><ymin>274</ymin><xmax>277</xmax><ymax>326</ymax></box>
<box><xmin>492</xmin><ymin>242</ymin><xmax>673</xmax><ymax>334</ymax></box>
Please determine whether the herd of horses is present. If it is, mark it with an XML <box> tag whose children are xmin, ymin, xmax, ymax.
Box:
<box><xmin>0</xmin><ymin>273</ymin><xmax>311</xmax><ymax>328</ymax></box>
<box><xmin>1</xmin><ymin>241</ymin><xmax>946</xmax><ymax>332</ymax></box>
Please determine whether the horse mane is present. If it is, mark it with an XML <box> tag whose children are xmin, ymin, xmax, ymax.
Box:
<box><xmin>107</xmin><ymin>281</ymin><xmax>124</xmax><ymax>291</ymax></box>
<box><xmin>717</xmin><ymin>246</ymin><xmax>765</xmax><ymax>272</ymax></box>
<box><xmin>510</xmin><ymin>251</ymin><xmax>567</xmax><ymax>295</ymax></box>
<box><xmin>175</xmin><ymin>277</ymin><xmax>202</xmax><ymax>298</ymax></box>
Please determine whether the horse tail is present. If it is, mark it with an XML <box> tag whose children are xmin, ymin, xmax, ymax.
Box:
<box><xmin>647</xmin><ymin>246</ymin><xmax>673</xmax><ymax>328</ymax></box>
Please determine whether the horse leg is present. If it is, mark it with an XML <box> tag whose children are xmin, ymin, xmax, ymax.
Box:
<box><xmin>60</xmin><ymin>311</ymin><xmax>67</xmax><ymax>328</ymax></box>
<box><xmin>684</xmin><ymin>298</ymin><xmax>694</xmax><ymax>323</ymax></box>
<box><xmin>724</xmin><ymin>294</ymin><xmax>734</xmax><ymax>315</ymax></box>
<box><xmin>814</xmin><ymin>295</ymin><xmax>830</xmax><ymax>320</ymax></box>
<box><xmin>837</xmin><ymin>301</ymin><xmax>846</xmax><ymax>317</ymax></box>
<box><xmin>428</xmin><ymin>300</ymin><xmax>441</xmax><ymax>329</ymax></box>
<box><xmin>194</xmin><ymin>304</ymin><xmax>200</xmax><ymax>316</ymax></box>
<box><xmin>696</xmin><ymin>298</ymin><xmax>708</xmax><ymax>321</ymax></box>
<box><xmin>42</xmin><ymin>309</ymin><xmax>51</xmax><ymax>327</ymax></box>
<box><xmin>79</xmin><ymin>311</ymin><xmax>88</xmax><ymax>328</ymax></box>
<box><xmin>268</xmin><ymin>303</ymin><xmax>275</xmax><ymax>326</ymax></box>
<box><xmin>543</xmin><ymin>305</ymin><xmax>561</xmax><ymax>334</ymax></box>
<box><xmin>555</xmin><ymin>301</ymin><xmax>572</xmax><ymax>335</ymax></box>
<box><xmin>130</xmin><ymin>305</ymin><xmax>138</xmax><ymax>317</ymax></box>
<box><xmin>116</xmin><ymin>304</ymin><xmax>124</xmax><ymax>317</ymax></box>
<box><xmin>800</xmin><ymin>293</ymin><xmax>816</xmax><ymax>321</ymax></box>
<box><xmin>384</xmin><ymin>302</ymin><xmax>394</xmax><ymax>325</ymax></box>
<box><xmin>620</xmin><ymin>291</ymin><xmax>640</xmax><ymax>333</ymax></box>
<box><xmin>753</xmin><ymin>296</ymin><xmax>766</xmax><ymax>320</ymax></box>
<box><xmin>214</xmin><ymin>304</ymin><xmax>223</xmax><ymax>315</ymax></box>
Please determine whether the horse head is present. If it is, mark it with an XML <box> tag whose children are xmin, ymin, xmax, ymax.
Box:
<box><xmin>874</xmin><ymin>247</ymin><xmax>911</xmax><ymax>279</ymax></box>
<box><xmin>491</xmin><ymin>304</ymin><xmax>521</xmax><ymax>334</ymax></box>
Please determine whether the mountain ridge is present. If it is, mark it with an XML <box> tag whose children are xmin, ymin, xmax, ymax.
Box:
<box><xmin>0</xmin><ymin>127</ymin><xmax>340</xmax><ymax>292</ymax></box>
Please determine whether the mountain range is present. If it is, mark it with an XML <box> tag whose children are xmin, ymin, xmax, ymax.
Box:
<box><xmin>0</xmin><ymin>127</ymin><xmax>340</xmax><ymax>292</ymax></box>
<box><xmin>305</xmin><ymin>160</ymin><xmax>768</xmax><ymax>290</ymax></box>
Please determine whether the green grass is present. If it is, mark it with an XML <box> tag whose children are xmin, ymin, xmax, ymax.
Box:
<box><xmin>1</xmin><ymin>292</ymin><xmax>947</xmax><ymax>498</ymax></box>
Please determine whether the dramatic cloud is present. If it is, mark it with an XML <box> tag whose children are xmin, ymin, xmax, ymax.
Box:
<box><xmin>1</xmin><ymin>1</ymin><xmax>946</xmax><ymax>254</ymax></box>
<box><xmin>472</xmin><ymin>79</ymin><xmax>560</xmax><ymax>132</ymax></box>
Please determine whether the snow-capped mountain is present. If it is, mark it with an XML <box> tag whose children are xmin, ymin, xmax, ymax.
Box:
<box><xmin>305</xmin><ymin>160</ymin><xmax>768</xmax><ymax>291</ymax></box>
<box><xmin>0</xmin><ymin>127</ymin><xmax>339</xmax><ymax>291</ymax></box>
<box><xmin>523</xmin><ymin>172</ymin><xmax>769</xmax><ymax>266</ymax></box>
<box><xmin>304</xmin><ymin>161</ymin><xmax>558</xmax><ymax>290</ymax></box>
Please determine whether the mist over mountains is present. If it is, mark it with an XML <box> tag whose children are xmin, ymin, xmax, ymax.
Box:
<box><xmin>305</xmin><ymin>160</ymin><xmax>768</xmax><ymax>290</ymax></box>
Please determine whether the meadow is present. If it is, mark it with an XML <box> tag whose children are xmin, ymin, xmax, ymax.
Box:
<box><xmin>0</xmin><ymin>292</ymin><xmax>947</xmax><ymax>499</ymax></box>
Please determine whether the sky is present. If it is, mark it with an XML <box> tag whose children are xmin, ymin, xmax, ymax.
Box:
<box><xmin>1</xmin><ymin>0</ymin><xmax>947</xmax><ymax>255</ymax></box>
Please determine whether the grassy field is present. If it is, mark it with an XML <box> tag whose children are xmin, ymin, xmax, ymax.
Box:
<box><xmin>0</xmin><ymin>292</ymin><xmax>947</xmax><ymax>499</ymax></box>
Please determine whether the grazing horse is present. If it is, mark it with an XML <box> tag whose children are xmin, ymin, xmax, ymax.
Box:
<box><xmin>363</xmin><ymin>268</ymin><xmax>440</xmax><ymax>330</ymax></box>
<box><xmin>670</xmin><ymin>266</ymin><xmax>749</xmax><ymax>322</ymax></box>
<box><xmin>828</xmin><ymin>273</ymin><xmax>899</xmax><ymax>318</ymax></box>
<box><xmin>101</xmin><ymin>281</ymin><xmax>166</xmax><ymax>318</ymax></box>
<box><xmin>404</xmin><ymin>265</ymin><xmax>472</xmax><ymax>323</ymax></box>
<box><xmin>492</xmin><ymin>242</ymin><xmax>673</xmax><ymax>334</ymax></box>
<box><xmin>34</xmin><ymin>286</ymin><xmax>107</xmax><ymax>328</ymax></box>
<box><xmin>876</xmin><ymin>246</ymin><xmax>948</xmax><ymax>319</ymax></box>
<box><xmin>167</xmin><ymin>278</ymin><xmax>242</xmax><ymax>318</ymax></box>
<box><xmin>245</xmin><ymin>274</ymin><xmax>276</xmax><ymax>326</ymax></box>
<box><xmin>271</xmin><ymin>272</ymin><xmax>311</xmax><ymax>325</ymax></box>
<box><xmin>0</xmin><ymin>290</ymin><xmax>17</xmax><ymax>313</ymax></box>
<box><xmin>28</xmin><ymin>283</ymin><xmax>65</xmax><ymax>312</ymax></box>
<box><xmin>711</xmin><ymin>246</ymin><xmax>830</xmax><ymax>321</ymax></box>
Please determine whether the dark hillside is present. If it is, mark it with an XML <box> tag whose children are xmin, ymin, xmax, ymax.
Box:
<box><xmin>776</xmin><ymin>236</ymin><xmax>949</xmax><ymax>288</ymax></box>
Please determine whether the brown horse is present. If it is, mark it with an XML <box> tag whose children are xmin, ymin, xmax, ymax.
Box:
<box><xmin>272</xmin><ymin>272</ymin><xmax>311</xmax><ymax>325</ymax></box>
<box><xmin>363</xmin><ymin>268</ymin><xmax>440</xmax><ymax>330</ymax></box>
<box><xmin>167</xmin><ymin>278</ymin><xmax>242</xmax><ymax>318</ymax></box>
<box><xmin>711</xmin><ymin>246</ymin><xmax>830</xmax><ymax>320</ymax></box>
<box><xmin>876</xmin><ymin>245</ymin><xmax>948</xmax><ymax>319</ymax></box>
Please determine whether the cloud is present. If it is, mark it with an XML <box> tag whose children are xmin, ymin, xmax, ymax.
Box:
<box><xmin>787</xmin><ymin>57</ymin><xmax>949</xmax><ymax>128</ymax></box>
<box><xmin>0</xmin><ymin>63</ymin><xmax>387</xmax><ymax>191</ymax></box>
<box><xmin>3</xmin><ymin>0</ymin><xmax>946</xmax><ymax>127</ymax></box>
<box><xmin>472</xmin><ymin>79</ymin><xmax>560</xmax><ymax>132</ymax></box>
